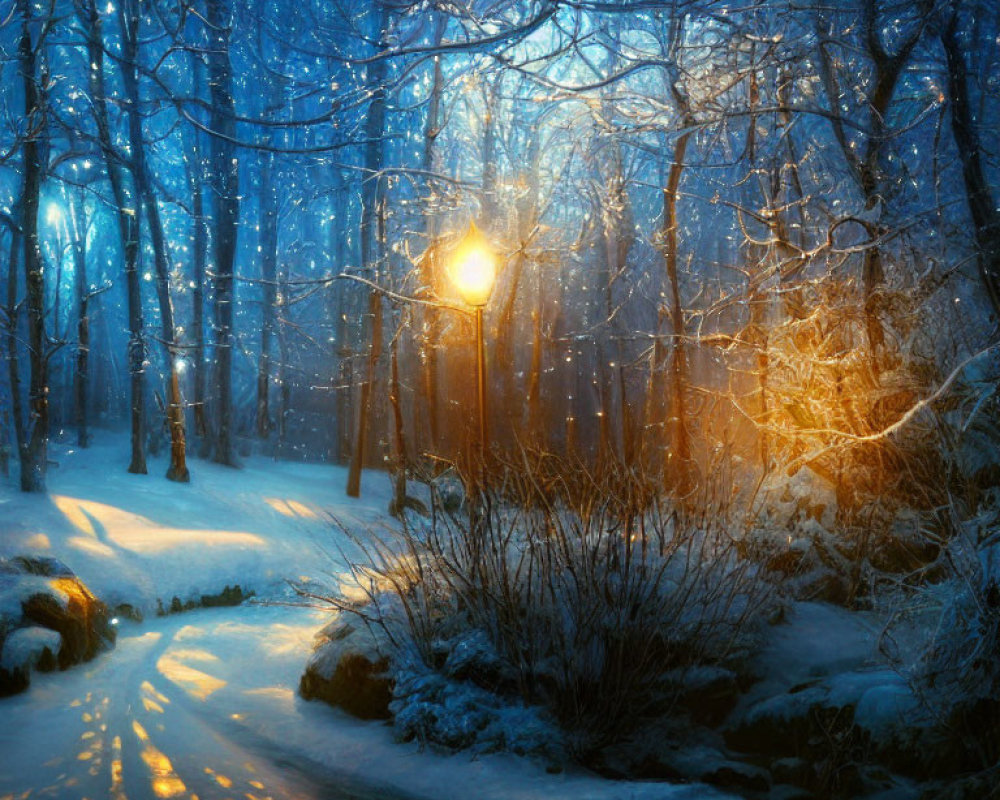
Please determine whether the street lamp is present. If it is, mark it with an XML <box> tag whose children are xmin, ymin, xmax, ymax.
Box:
<box><xmin>450</xmin><ymin>222</ymin><xmax>497</xmax><ymax>463</ymax></box>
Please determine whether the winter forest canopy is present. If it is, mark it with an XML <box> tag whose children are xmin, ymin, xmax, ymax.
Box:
<box><xmin>1</xmin><ymin>0</ymin><xmax>998</xmax><ymax>504</ymax></box>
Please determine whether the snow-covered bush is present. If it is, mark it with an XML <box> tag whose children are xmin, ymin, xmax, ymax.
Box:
<box><xmin>911</xmin><ymin>502</ymin><xmax>1000</xmax><ymax>770</ymax></box>
<box><xmin>313</xmin><ymin>455</ymin><xmax>774</xmax><ymax>757</ymax></box>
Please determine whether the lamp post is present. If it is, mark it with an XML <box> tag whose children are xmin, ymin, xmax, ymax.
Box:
<box><xmin>450</xmin><ymin>222</ymin><xmax>497</xmax><ymax>466</ymax></box>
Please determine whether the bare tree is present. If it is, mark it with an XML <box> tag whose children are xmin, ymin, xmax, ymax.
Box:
<box><xmin>815</xmin><ymin>0</ymin><xmax>933</xmax><ymax>360</ymax></box>
<box><xmin>939</xmin><ymin>0</ymin><xmax>1000</xmax><ymax>320</ymax></box>
<box><xmin>205</xmin><ymin>0</ymin><xmax>241</xmax><ymax>467</ymax></box>
<box><xmin>347</xmin><ymin>0</ymin><xmax>391</xmax><ymax>498</ymax></box>
<box><xmin>78</xmin><ymin>0</ymin><xmax>147</xmax><ymax>475</ymax></box>
<box><xmin>119</xmin><ymin>0</ymin><xmax>189</xmax><ymax>481</ymax></box>
<box><xmin>16</xmin><ymin>0</ymin><xmax>50</xmax><ymax>492</ymax></box>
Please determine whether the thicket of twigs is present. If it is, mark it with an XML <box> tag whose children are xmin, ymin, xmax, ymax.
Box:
<box><xmin>318</xmin><ymin>452</ymin><xmax>774</xmax><ymax>754</ymax></box>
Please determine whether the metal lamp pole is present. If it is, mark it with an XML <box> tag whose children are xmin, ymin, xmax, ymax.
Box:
<box><xmin>451</xmin><ymin>221</ymin><xmax>496</xmax><ymax>476</ymax></box>
<box><xmin>474</xmin><ymin>304</ymin><xmax>488</xmax><ymax>465</ymax></box>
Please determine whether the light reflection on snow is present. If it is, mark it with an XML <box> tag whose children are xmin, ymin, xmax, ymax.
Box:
<box><xmin>110</xmin><ymin>734</ymin><xmax>124</xmax><ymax>800</ymax></box>
<box><xmin>132</xmin><ymin>719</ymin><xmax>187</xmax><ymax>797</ymax></box>
<box><xmin>167</xmin><ymin>648</ymin><xmax>221</xmax><ymax>663</ymax></box>
<box><xmin>264</xmin><ymin>496</ymin><xmax>321</xmax><ymax>519</ymax></box>
<box><xmin>54</xmin><ymin>494</ymin><xmax>100</xmax><ymax>536</ymax></box>
<box><xmin>24</xmin><ymin>532</ymin><xmax>51</xmax><ymax>549</ymax></box>
<box><xmin>141</xmin><ymin>680</ymin><xmax>171</xmax><ymax>706</ymax></box>
<box><xmin>204</xmin><ymin>765</ymin><xmax>234</xmax><ymax>788</ymax></box>
<box><xmin>208</xmin><ymin>621</ymin><xmax>314</xmax><ymax>657</ymax></box>
<box><xmin>68</xmin><ymin>535</ymin><xmax>116</xmax><ymax>557</ymax></box>
<box><xmin>156</xmin><ymin>653</ymin><xmax>227</xmax><ymax>700</ymax></box>
<box><xmin>52</xmin><ymin>494</ymin><xmax>267</xmax><ymax>553</ymax></box>
<box><xmin>242</xmin><ymin>686</ymin><xmax>295</xmax><ymax>705</ymax></box>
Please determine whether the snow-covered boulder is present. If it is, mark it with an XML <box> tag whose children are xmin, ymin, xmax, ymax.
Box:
<box><xmin>0</xmin><ymin>555</ymin><xmax>116</xmax><ymax>696</ymax></box>
<box><xmin>723</xmin><ymin>667</ymin><xmax>962</xmax><ymax>787</ymax></box>
<box><xmin>1</xmin><ymin>626</ymin><xmax>61</xmax><ymax>673</ymax></box>
<box><xmin>299</xmin><ymin>616</ymin><xmax>393</xmax><ymax>720</ymax></box>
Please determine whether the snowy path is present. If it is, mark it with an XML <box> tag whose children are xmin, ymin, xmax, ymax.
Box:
<box><xmin>0</xmin><ymin>605</ymin><xmax>399</xmax><ymax>800</ymax></box>
<box><xmin>1</xmin><ymin>438</ymin><xmax>730</xmax><ymax>800</ymax></box>
<box><xmin>0</xmin><ymin>603</ymin><xmax>728</xmax><ymax>800</ymax></box>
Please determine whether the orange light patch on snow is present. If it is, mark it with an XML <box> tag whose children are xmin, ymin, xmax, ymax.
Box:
<box><xmin>156</xmin><ymin>654</ymin><xmax>226</xmax><ymax>701</ymax></box>
<box><xmin>242</xmin><ymin>686</ymin><xmax>295</xmax><ymax>705</ymax></box>
<box><xmin>263</xmin><ymin>497</ymin><xmax>319</xmax><ymax>519</ymax></box>
<box><xmin>52</xmin><ymin>495</ymin><xmax>265</xmax><ymax>554</ymax></box>
<box><xmin>24</xmin><ymin>533</ymin><xmax>51</xmax><ymax>549</ymax></box>
<box><xmin>53</xmin><ymin>495</ymin><xmax>100</xmax><ymax>537</ymax></box>
<box><xmin>110</xmin><ymin>735</ymin><xmax>124</xmax><ymax>800</ymax></box>
<box><xmin>67</xmin><ymin>536</ymin><xmax>115</xmax><ymax>558</ymax></box>
<box><xmin>132</xmin><ymin>720</ymin><xmax>187</xmax><ymax>798</ymax></box>
<box><xmin>141</xmin><ymin>681</ymin><xmax>171</xmax><ymax>706</ymax></box>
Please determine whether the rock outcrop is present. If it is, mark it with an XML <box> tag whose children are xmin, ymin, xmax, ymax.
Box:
<box><xmin>299</xmin><ymin>617</ymin><xmax>393</xmax><ymax>720</ymax></box>
<box><xmin>0</xmin><ymin>556</ymin><xmax>116</xmax><ymax>696</ymax></box>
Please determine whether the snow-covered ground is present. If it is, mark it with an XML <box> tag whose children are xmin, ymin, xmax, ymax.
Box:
<box><xmin>0</xmin><ymin>434</ymin><xmax>732</xmax><ymax>800</ymax></box>
<box><xmin>0</xmin><ymin>435</ymin><xmax>396</xmax><ymax>614</ymax></box>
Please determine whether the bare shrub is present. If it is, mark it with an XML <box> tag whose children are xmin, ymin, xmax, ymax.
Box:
<box><xmin>909</xmin><ymin>498</ymin><xmax>1000</xmax><ymax>767</ymax></box>
<box><xmin>311</xmin><ymin>452</ymin><xmax>773</xmax><ymax>756</ymax></box>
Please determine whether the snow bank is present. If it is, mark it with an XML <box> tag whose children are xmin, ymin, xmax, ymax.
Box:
<box><xmin>0</xmin><ymin>434</ymin><xmax>396</xmax><ymax>615</ymax></box>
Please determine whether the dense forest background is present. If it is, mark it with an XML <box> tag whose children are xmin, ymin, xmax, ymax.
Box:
<box><xmin>1</xmin><ymin>0</ymin><xmax>998</xmax><ymax>514</ymax></box>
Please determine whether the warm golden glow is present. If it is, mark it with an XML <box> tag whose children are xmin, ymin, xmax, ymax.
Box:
<box><xmin>132</xmin><ymin>720</ymin><xmax>187</xmax><ymax>798</ymax></box>
<box><xmin>111</xmin><ymin>734</ymin><xmax>124</xmax><ymax>800</ymax></box>
<box><xmin>450</xmin><ymin>222</ymin><xmax>496</xmax><ymax>307</ymax></box>
<box><xmin>264</xmin><ymin>497</ymin><xmax>320</xmax><ymax>519</ymax></box>
<box><xmin>52</xmin><ymin>495</ymin><xmax>266</xmax><ymax>553</ymax></box>
<box><xmin>156</xmin><ymin>653</ymin><xmax>226</xmax><ymax>701</ymax></box>
<box><xmin>25</xmin><ymin>533</ymin><xmax>51</xmax><ymax>549</ymax></box>
<box><xmin>141</xmin><ymin>681</ymin><xmax>171</xmax><ymax>706</ymax></box>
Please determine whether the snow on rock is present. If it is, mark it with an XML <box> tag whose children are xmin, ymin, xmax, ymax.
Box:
<box><xmin>391</xmin><ymin>656</ymin><xmax>561</xmax><ymax>758</ymax></box>
<box><xmin>0</xmin><ymin>555</ymin><xmax>115</xmax><ymax>695</ymax></box>
<box><xmin>722</xmin><ymin>600</ymin><xmax>947</xmax><ymax>789</ymax></box>
<box><xmin>1</xmin><ymin>626</ymin><xmax>61</xmax><ymax>672</ymax></box>
<box><xmin>300</xmin><ymin>616</ymin><xmax>393</xmax><ymax>719</ymax></box>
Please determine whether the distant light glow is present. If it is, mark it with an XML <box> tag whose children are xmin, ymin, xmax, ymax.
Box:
<box><xmin>45</xmin><ymin>202</ymin><xmax>63</xmax><ymax>227</ymax></box>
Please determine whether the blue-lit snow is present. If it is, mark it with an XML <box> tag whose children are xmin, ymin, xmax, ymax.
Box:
<box><xmin>0</xmin><ymin>435</ymin><xmax>733</xmax><ymax>799</ymax></box>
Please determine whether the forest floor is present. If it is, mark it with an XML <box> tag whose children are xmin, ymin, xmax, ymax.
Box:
<box><xmin>0</xmin><ymin>433</ymin><xmax>730</xmax><ymax>800</ymax></box>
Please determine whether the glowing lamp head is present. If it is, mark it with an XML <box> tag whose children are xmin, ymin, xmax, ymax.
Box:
<box><xmin>450</xmin><ymin>222</ymin><xmax>496</xmax><ymax>307</ymax></box>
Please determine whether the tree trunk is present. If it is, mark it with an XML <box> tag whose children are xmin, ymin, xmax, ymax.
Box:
<box><xmin>817</xmin><ymin>1</ymin><xmax>930</xmax><ymax>361</ymax></box>
<box><xmin>80</xmin><ymin>0</ymin><xmax>146</xmax><ymax>475</ymax></box>
<box><xmin>180</xmin><ymin>55</ymin><xmax>209</xmax><ymax>445</ymax></box>
<box><xmin>330</xmin><ymin>173</ymin><xmax>352</xmax><ymax>464</ymax></box>
<box><xmin>121</xmin><ymin>0</ymin><xmax>188</xmax><ymax>481</ymax></box>
<box><xmin>5</xmin><ymin>225</ymin><xmax>25</xmax><ymax>477</ymax></box>
<box><xmin>276</xmin><ymin>262</ymin><xmax>291</xmax><ymax>452</ymax></box>
<box><xmin>347</xmin><ymin>1</ymin><xmax>389</xmax><ymax>498</ymax></box>
<box><xmin>480</xmin><ymin>77</ymin><xmax>500</xmax><ymax>226</ymax></box>
<box><xmin>188</xmin><ymin>139</ymin><xmax>209</xmax><ymax>443</ymax></box>
<box><xmin>941</xmin><ymin>5</ymin><xmax>1000</xmax><ymax>319</ymax></box>
<box><xmin>205</xmin><ymin>0</ymin><xmax>240</xmax><ymax>467</ymax></box>
<box><xmin>389</xmin><ymin>322</ymin><xmax>409</xmax><ymax>514</ymax></box>
<box><xmin>662</xmin><ymin>131</ymin><xmax>692</xmax><ymax>490</ymax></box>
<box><xmin>17</xmin><ymin>0</ymin><xmax>48</xmax><ymax>493</ymax></box>
<box><xmin>69</xmin><ymin>187</ymin><xmax>89</xmax><ymax>448</ymax></box>
<box><xmin>418</xmin><ymin>21</ymin><xmax>445</xmax><ymax>456</ymax></box>
<box><xmin>256</xmin><ymin>149</ymin><xmax>279</xmax><ymax>440</ymax></box>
